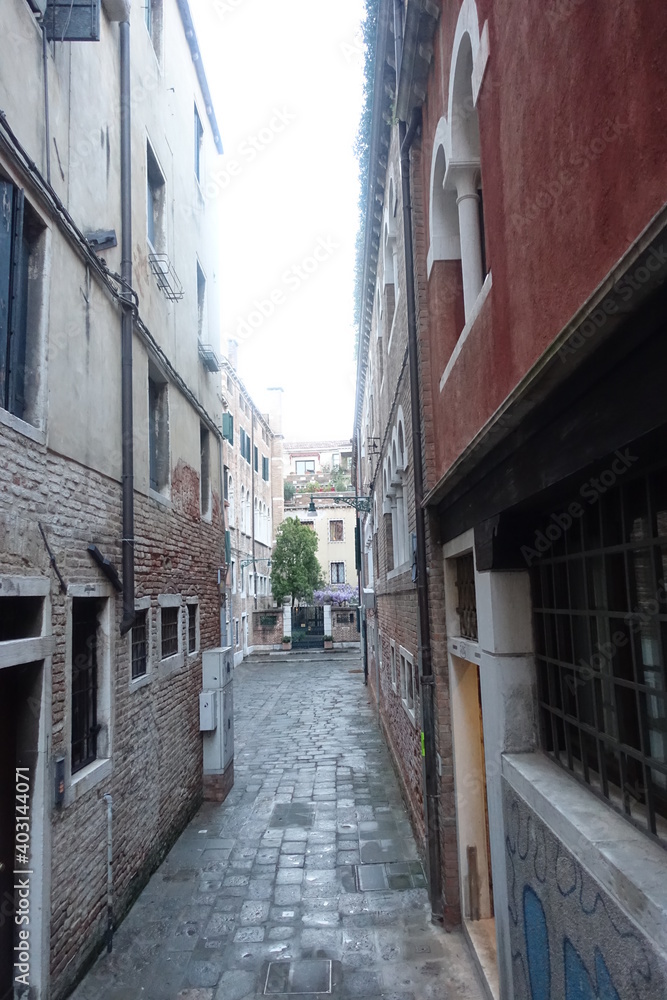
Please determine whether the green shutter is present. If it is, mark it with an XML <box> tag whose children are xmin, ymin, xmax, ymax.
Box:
<box><xmin>222</xmin><ymin>412</ymin><xmax>234</xmax><ymax>445</ymax></box>
<box><xmin>225</xmin><ymin>530</ymin><xmax>231</xmax><ymax>565</ymax></box>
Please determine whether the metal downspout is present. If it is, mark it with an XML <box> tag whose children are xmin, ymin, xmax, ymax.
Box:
<box><xmin>119</xmin><ymin>17</ymin><xmax>135</xmax><ymax>636</ymax></box>
<box><xmin>103</xmin><ymin>795</ymin><xmax>113</xmax><ymax>952</ymax></box>
<box><xmin>399</xmin><ymin>107</ymin><xmax>444</xmax><ymax>924</ymax></box>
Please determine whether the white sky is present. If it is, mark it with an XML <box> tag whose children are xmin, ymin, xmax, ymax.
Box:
<box><xmin>191</xmin><ymin>0</ymin><xmax>366</xmax><ymax>441</ymax></box>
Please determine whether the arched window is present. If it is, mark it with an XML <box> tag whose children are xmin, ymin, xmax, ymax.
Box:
<box><xmin>429</xmin><ymin>0</ymin><xmax>488</xmax><ymax>325</ymax></box>
<box><xmin>228</xmin><ymin>474</ymin><xmax>235</xmax><ymax>527</ymax></box>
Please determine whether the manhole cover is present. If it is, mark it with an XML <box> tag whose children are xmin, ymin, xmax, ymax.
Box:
<box><xmin>264</xmin><ymin>960</ymin><xmax>332</xmax><ymax>995</ymax></box>
<box><xmin>269</xmin><ymin>803</ymin><xmax>316</xmax><ymax>830</ymax></box>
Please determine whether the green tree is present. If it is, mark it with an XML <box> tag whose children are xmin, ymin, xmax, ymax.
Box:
<box><xmin>271</xmin><ymin>517</ymin><xmax>323</xmax><ymax>605</ymax></box>
<box><xmin>284</xmin><ymin>480</ymin><xmax>296</xmax><ymax>502</ymax></box>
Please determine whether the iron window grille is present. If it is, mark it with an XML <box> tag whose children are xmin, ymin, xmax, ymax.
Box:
<box><xmin>131</xmin><ymin>610</ymin><xmax>148</xmax><ymax>679</ymax></box>
<box><xmin>331</xmin><ymin>562</ymin><xmax>346</xmax><ymax>584</ymax></box>
<box><xmin>455</xmin><ymin>553</ymin><xmax>478</xmax><ymax>641</ymax></box>
<box><xmin>71</xmin><ymin>598</ymin><xmax>102</xmax><ymax>773</ymax></box>
<box><xmin>532</xmin><ymin>466</ymin><xmax>667</xmax><ymax>846</ymax></box>
<box><xmin>188</xmin><ymin>604</ymin><xmax>197</xmax><ymax>654</ymax></box>
<box><xmin>161</xmin><ymin>606</ymin><xmax>179</xmax><ymax>659</ymax></box>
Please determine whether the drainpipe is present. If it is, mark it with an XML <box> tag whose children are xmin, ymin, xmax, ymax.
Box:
<box><xmin>399</xmin><ymin>106</ymin><xmax>443</xmax><ymax>924</ymax></box>
<box><xmin>103</xmin><ymin>795</ymin><xmax>113</xmax><ymax>952</ymax></box>
<box><xmin>119</xmin><ymin>15</ymin><xmax>135</xmax><ymax>636</ymax></box>
<box><xmin>41</xmin><ymin>25</ymin><xmax>51</xmax><ymax>186</ymax></box>
<box><xmin>218</xmin><ymin>435</ymin><xmax>228</xmax><ymax>646</ymax></box>
<box><xmin>251</xmin><ymin>406</ymin><xmax>256</xmax><ymax>608</ymax></box>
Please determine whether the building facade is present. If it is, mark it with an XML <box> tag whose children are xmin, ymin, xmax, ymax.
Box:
<box><xmin>221</xmin><ymin>345</ymin><xmax>283</xmax><ymax>664</ymax></box>
<box><xmin>357</xmin><ymin>1</ymin><xmax>667</xmax><ymax>998</ymax></box>
<box><xmin>0</xmin><ymin>1</ymin><xmax>226</xmax><ymax>996</ymax></box>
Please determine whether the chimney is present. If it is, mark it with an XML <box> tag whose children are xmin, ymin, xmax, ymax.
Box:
<box><xmin>266</xmin><ymin>387</ymin><xmax>283</xmax><ymax>437</ymax></box>
<box><xmin>227</xmin><ymin>338</ymin><xmax>238</xmax><ymax>371</ymax></box>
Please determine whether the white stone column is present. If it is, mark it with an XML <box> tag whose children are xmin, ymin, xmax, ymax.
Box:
<box><xmin>455</xmin><ymin>168</ymin><xmax>484</xmax><ymax>319</ymax></box>
<box><xmin>475</xmin><ymin>566</ymin><xmax>537</xmax><ymax>1000</ymax></box>
<box><xmin>282</xmin><ymin>599</ymin><xmax>292</xmax><ymax>639</ymax></box>
<box><xmin>323</xmin><ymin>604</ymin><xmax>332</xmax><ymax>636</ymax></box>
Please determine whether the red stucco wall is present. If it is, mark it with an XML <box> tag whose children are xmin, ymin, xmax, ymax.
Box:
<box><xmin>419</xmin><ymin>0</ymin><xmax>667</xmax><ymax>491</ymax></box>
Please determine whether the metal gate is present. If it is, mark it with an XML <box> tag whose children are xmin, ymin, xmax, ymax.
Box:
<box><xmin>291</xmin><ymin>606</ymin><xmax>324</xmax><ymax>649</ymax></box>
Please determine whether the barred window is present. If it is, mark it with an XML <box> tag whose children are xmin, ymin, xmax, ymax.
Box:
<box><xmin>533</xmin><ymin>467</ymin><xmax>667</xmax><ymax>845</ymax></box>
<box><xmin>188</xmin><ymin>603</ymin><xmax>197</xmax><ymax>654</ymax></box>
<box><xmin>455</xmin><ymin>553</ymin><xmax>478</xmax><ymax>641</ymax></box>
<box><xmin>331</xmin><ymin>562</ymin><xmax>345</xmax><ymax>584</ymax></box>
<box><xmin>71</xmin><ymin>598</ymin><xmax>102</xmax><ymax>773</ymax></box>
<box><xmin>161</xmin><ymin>606</ymin><xmax>179</xmax><ymax>659</ymax></box>
<box><xmin>131</xmin><ymin>610</ymin><xmax>148</xmax><ymax>679</ymax></box>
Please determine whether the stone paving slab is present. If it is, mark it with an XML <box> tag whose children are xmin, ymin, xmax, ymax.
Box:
<box><xmin>69</xmin><ymin>656</ymin><xmax>484</xmax><ymax>1000</ymax></box>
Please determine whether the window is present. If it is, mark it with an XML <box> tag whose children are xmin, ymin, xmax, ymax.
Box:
<box><xmin>146</xmin><ymin>142</ymin><xmax>165</xmax><ymax>251</ymax></box>
<box><xmin>262</xmin><ymin>455</ymin><xmax>270</xmax><ymax>481</ymax></box>
<box><xmin>254</xmin><ymin>444</ymin><xmax>259</xmax><ymax>473</ymax></box>
<box><xmin>400</xmin><ymin>646</ymin><xmax>415</xmax><ymax>722</ymax></box>
<box><xmin>332</xmin><ymin>453</ymin><xmax>340</xmax><ymax>467</ymax></box>
<box><xmin>235</xmin><ymin>618</ymin><xmax>239</xmax><ymax>647</ymax></box>
<box><xmin>200</xmin><ymin>424</ymin><xmax>210</xmax><ymax>517</ymax></box>
<box><xmin>329</xmin><ymin>519</ymin><xmax>344</xmax><ymax>543</ymax></box>
<box><xmin>71</xmin><ymin>598</ymin><xmax>103</xmax><ymax>773</ymax></box>
<box><xmin>0</xmin><ymin>179</ymin><xmax>44</xmax><ymax>425</ymax></box>
<box><xmin>532</xmin><ymin>466</ymin><xmax>667</xmax><ymax>845</ymax></box>
<box><xmin>194</xmin><ymin>104</ymin><xmax>204</xmax><ymax>184</ymax></box>
<box><xmin>148</xmin><ymin>372</ymin><xmax>169</xmax><ymax>494</ymax></box>
<box><xmin>295</xmin><ymin>460</ymin><xmax>315</xmax><ymax>475</ymax></box>
<box><xmin>144</xmin><ymin>0</ymin><xmax>163</xmax><ymax>57</ymax></box>
<box><xmin>455</xmin><ymin>553</ymin><xmax>478</xmax><ymax>640</ymax></box>
<box><xmin>331</xmin><ymin>562</ymin><xmax>345</xmax><ymax>584</ymax></box>
<box><xmin>390</xmin><ymin>641</ymin><xmax>397</xmax><ymax>692</ymax></box>
<box><xmin>161</xmin><ymin>606</ymin><xmax>179</xmax><ymax>659</ymax></box>
<box><xmin>196</xmin><ymin>261</ymin><xmax>206</xmax><ymax>340</ymax></box>
<box><xmin>131</xmin><ymin>610</ymin><xmax>148</xmax><ymax>679</ymax></box>
<box><xmin>231</xmin><ymin>559</ymin><xmax>237</xmax><ymax>594</ymax></box>
<box><xmin>239</xmin><ymin>428</ymin><xmax>251</xmax><ymax>464</ymax></box>
<box><xmin>187</xmin><ymin>603</ymin><xmax>198</xmax><ymax>654</ymax></box>
<box><xmin>222</xmin><ymin>411</ymin><xmax>234</xmax><ymax>445</ymax></box>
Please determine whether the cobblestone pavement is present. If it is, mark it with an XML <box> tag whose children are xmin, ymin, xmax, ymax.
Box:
<box><xmin>70</xmin><ymin>654</ymin><xmax>484</xmax><ymax>1000</ymax></box>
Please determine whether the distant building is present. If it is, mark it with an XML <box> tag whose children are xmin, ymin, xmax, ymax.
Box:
<box><xmin>0</xmin><ymin>1</ymin><xmax>225</xmax><ymax>996</ymax></box>
<box><xmin>221</xmin><ymin>342</ymin><xmax>284</xmax><ymax>663</ymax></box>
<box><xmin>283</xmin><ymin>438</ymin><xmax>353</xmax><ymax>492</ymax></box>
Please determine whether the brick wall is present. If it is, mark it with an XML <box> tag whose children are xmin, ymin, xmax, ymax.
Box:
<box><xmin>0</xmin><ymin>418</ymin><xmax>223</xmax><ymax>998</ymax></box>
<box><xmin>251</xmin><ymin>608</ymin><xmax>283</xmax><ymax>646</ymax></box>
<box><xmin>331</xmin><ymin>609</ymin><xmax>359</xmax><ymax>644</ymax></box>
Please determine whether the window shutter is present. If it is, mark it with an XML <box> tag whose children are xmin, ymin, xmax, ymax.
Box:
<box><xmin>222</xmin><ymin>412</ymin><xmax>234</xmax><ymax>445</ymax></box>
<box><xmin>254</xmin><ymin>445</ymin><xmax>258</xmax><ymax>472</ymax></box>
<box><xmin>225</xmin><ymin>530</ymin><xmax>231</xmax><ymax>565</ymax></box>
<box><xmin>45</xmin><ymin>0</ymin><xmax>101</xmax><ymax>41</ymax></box>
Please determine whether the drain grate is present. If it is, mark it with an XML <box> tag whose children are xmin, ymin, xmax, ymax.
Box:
<box><xmin>269</xmin><ymin>803</ymin><xmax>316</xmax><ymax>830</ymax></box>
<box><xmin>264</xmin><ymin>960</ymin><xmax>332</xmax><ymax>995</ymax></box>
<box><xmin>355</xmin><ymin>861</ymin><xmax>426</xmax><ymax>892</ymax></box>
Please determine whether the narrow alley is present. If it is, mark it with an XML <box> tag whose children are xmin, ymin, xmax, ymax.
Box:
<box><xmin>69</xmin><ymin>654</ymin><xmax>483</xmax><ymax>1000</ymax></box>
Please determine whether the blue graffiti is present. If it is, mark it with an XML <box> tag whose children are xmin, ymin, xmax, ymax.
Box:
<box><xmin>523</xmin><ymin>887</ymin><xmax>621</xmax><ymax>1000</ymax></box>
<box><xmin>524</xmin><ymin>887</ymin><xmax>550</xmax><ymax>1000</ymax></box>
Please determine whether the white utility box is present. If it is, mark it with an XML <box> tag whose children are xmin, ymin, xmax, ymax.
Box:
<box><xmin>203</xmin><ymin>684</ymin><xmax>234</xmax><ymax>772</ymax></box>
<box><xmin>202</xmin><ymin>646</ymin><xmax>233</xmax><ymax>689</ymax></box>
<box><xmin>199</xmin><ymin>690</ymin><xmax>217</xmax><ymax>732</ymax></box>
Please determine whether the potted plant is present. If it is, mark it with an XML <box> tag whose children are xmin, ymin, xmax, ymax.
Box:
<box><xmin>323</xmin><ymin>635</ymin><xmax>333</xmax><ymax>650</ymax></box>
<box><xmin>281</xmin><ymin>636</ymin><xmax>292</xmax><ymax>651</ymax></box>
